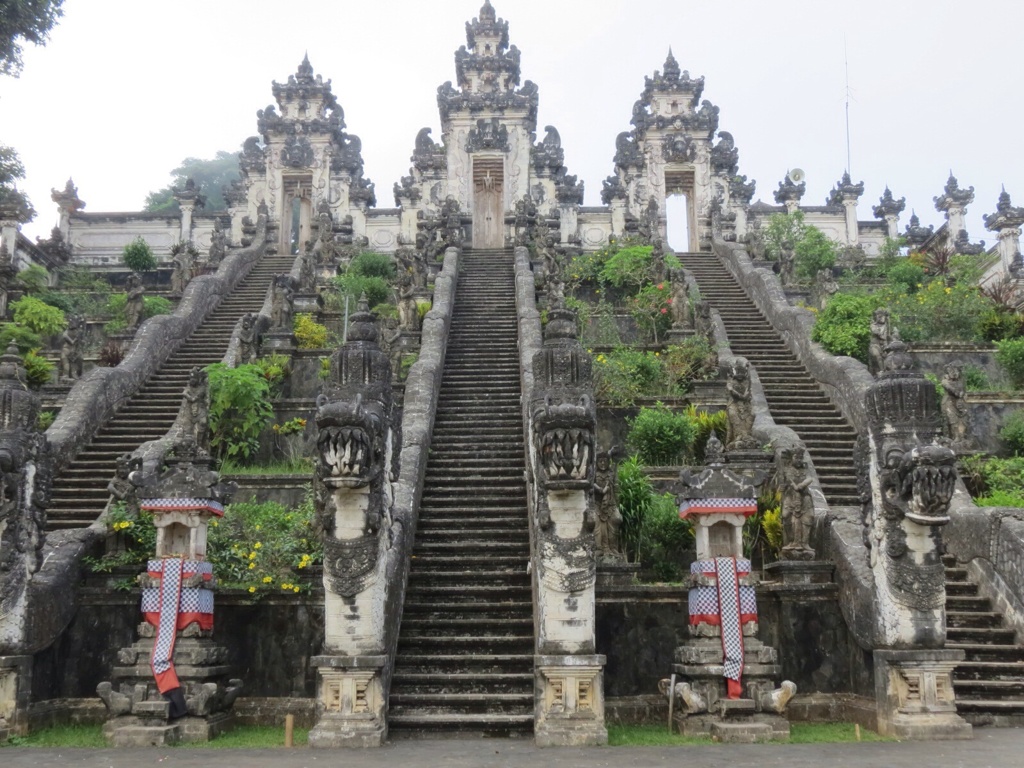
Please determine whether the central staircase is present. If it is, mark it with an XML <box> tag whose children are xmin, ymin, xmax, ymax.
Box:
<box><xmin>46</xmin><ymin>249</ymin><xmax>295</xmax><ymax>530</ymax></box>
<box><xmin>681</xmin><ymin>251</ymin><xmax>860</xmax><ymax>506</ymax></box>
<box><xmin>944</xmin><ymin>555</ymin><xmax>1024</xmax><ymax>725</ymax></box>
<box><xmin>389</xmin><ymin>247</ymin><xmax>534</xmax><ymax>737</ymax></box>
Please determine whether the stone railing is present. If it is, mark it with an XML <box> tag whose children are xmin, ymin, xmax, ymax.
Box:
<box><xmin>46</xmin><ymin>214</ymin><xmax>269</xmax><ymax>476</ymax></box>
<box><xmin>378</xmin><ymin>246</ymin><xmax>459</xmax><ymax>718</ymax></box>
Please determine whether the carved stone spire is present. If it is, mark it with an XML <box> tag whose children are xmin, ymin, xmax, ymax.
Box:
<box><xmin>827</xmin><ymin>172</ymin><xmax>865</xmax><ymax>207</ymax></box>
<box><xmin>984</xmin><ymin>189</ymin><xmax>1024</xmax><ymax>274</ymax></box>
<box><xmin>774</xmin><ymin>176</ymin><xmax>805</xmax><ymax>212</ymax></box>
<box><xmin>873</xmin><ymin>187</ymin><xmax>906</xmax><ymax>220</ymax></box>
<box><xmin>903</xmin><ymin>210</ymin><xmax>934</xmax><ymax>248</ymax></box>
<box><xmin>934</xmin><ymin>173</ymin><xmax>975</xmax><ymax>213</ymax></box>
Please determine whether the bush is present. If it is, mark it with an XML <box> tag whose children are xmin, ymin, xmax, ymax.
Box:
<box><xmin>206</xmin><ymin>363</ymin><xmax>275</xmax><ymax>462</ymax></box>
<box><xmin>763</xmin><ymin>211</ymin><xmax>806</xmax><ymax>261</ymax></box>
<box><xmin>600</xmin><ymin>244</ymin><xmax>655</xmax><ymax>291</ymax></box>
<box><xmin>22</xmin><ymin>349</ymin><xmax>53</xmax><ymax>388</ymax></box>
<box><xmin>979</xmin><ymin>309</ymin><xmax>1023</xmax><ymax>343</ymax></box>
<box><xmin>627</xmin><ymin>403</ymin><xmax>697</xmax><ymax>465</ymax></box>
<box><xmin>254</xmin><ymin>354</ymin><xmax>290</xmax><ymax>395</ymax></box>
<box><xmin>36</xmin><ymin>410</ymin><xmax>56</xmax><ymax>431</ymax></box>
<box><xmin>121</xmin><ymin>236</ymin><xmax>156</xmax><ymax>273</ymax></box>
<box><xmin>889</xmin><ymin>279</ymin><xmax>994</xmax><ymax>343</ymax></box>
<box><xmin>14</xmin><ymin>265</ymin><xmax>49</xmax><ymax>295</ymax></box>
<box><xmin>11</xmin><ymin>296</ymin><xmax>66</xmax><ymax>335</ymax></box>
<box><xmin>997</xmin><ymin>338</ymin><xmax>1024</xmax><ymax>390</ymax></box>
<box><xmin>97</xmin><ymin>340</ymin><xmax>124</xmax><ymax>367</ymax></box>
<box><xmin>593</xmin><ymin>347</ymin><xmax>667</xmax><ymax>407</ymax></box>
<box><xmin>886</xmin><ymin>260</ymin><xmax>926</xmax><ymax>294</ymax></box>
<box><xmin>686</xmin><ymin>405</ymin><xmax>727</xmax><ymax>463</ymax></box>
<box><xmin>963</xmin><ymin>365</ymin><xmax>991</xmax><ymax>391</ymax></box>
<box><xmin>348</xmin><ymin>251</ymin><xmax>396</xmax><ymax>281</ymax></box>
<box><xmin>617</xmin><ymin>456</ymin><xmax>693</xmax><ymax>579</ymax></box>
<box><xmin>628</xmin><ymin>282</ymin><xmax>673</xmax><ymax>342</ymax></box>
<box><xmin>761</xmin><ymin>507</ymin><xmax>783</xmax><ymax>557</ymax></box>
<box><xmin>334</xmin><ymin>273</ymin><xmax>391</xmax><ymax>308</ymax></box>
<box><xmin>811</xmin><ymin>292</ymin><xmax>878</xmax><ymax>361</ymax></box>
<box><xmin>105</xmin><ymin>293</ymin><xmax>172</xmax><ymax>333</ymax></box>
<box><xmin>975</xmin><ymin>489</ymin><xmax>1024</xmax><ymax>508</ymax></box>
<box><xmin>960</xmin><ymin>455</ymin><xmax>1024</xmax><ymax>499</ymax></box>
<box><xmin>293</xmin><ymin>314</ymin><xmax>329</xmax><ymax>349</ymax></box>
<box><xmin>794</xmin><ymin>227</ymin><xmax>838</xmax><ymax>280</ymax></box>
<box><xmin>0</xmin><ymin>323</ymin><xmax>42</xmax><ymax>353</ymax></box>
<box><xmin>664</xmin><ymin>338</ymin><xmax>718</xmax><ymax>393</ymax></box>
<box><xmin>1000</xmin><ymin>411</ymin><xmax>1024</xmax><ymax>456</ymax></box>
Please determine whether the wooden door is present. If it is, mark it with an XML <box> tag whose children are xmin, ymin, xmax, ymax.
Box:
<box><xmin>472</xmin><ymin>157</ymin><xmax>504</xmax><ymax>249</ymax></box>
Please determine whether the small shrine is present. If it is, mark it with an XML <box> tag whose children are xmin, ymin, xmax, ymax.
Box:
<box><xmin>661</xmin><ymin>436</ymin><xmax>795</xmax><ymax>742</ymax></box>
<box><xmin>96</xmin><ymin>441</ymin><xmax>241</xmax><ymax>746</ymax></box>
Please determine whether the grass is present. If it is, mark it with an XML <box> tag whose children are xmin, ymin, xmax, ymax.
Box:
<box><xmin>608</xmin><ymin>722</ymin><xmax>891</xmax><ymax>746</ymax></box>
<box><xmin>3</xmin><ymin>724</ymin><xmax>309</xmax><ymax>749</ymax></box>
<box><xmin>220</xmin><ymin>458</ymin><xmax>313</xmax><ymax>475</ymax></box>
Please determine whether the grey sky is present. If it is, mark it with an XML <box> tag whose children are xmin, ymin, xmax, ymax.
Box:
<box><xmin>2</xmin><ymin>0</ymin><xmax>1021</xmax><ymax>243</ymax></box>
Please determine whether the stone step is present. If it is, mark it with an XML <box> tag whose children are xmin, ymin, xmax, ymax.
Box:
<box><xmin>946</xmin><ymin>581</ymin><xmax>981</xmax><ymax>597</ymax></box>
<box><xmin>947</xmin><ymin>643</ymin><xmax>1024</xmax><ymax>662</ymax></box>
<box><xmin>947</xmin><ymin>611</ymin><xmax>1004</xmax><ymax>628</ymax></box>
<box><xmin>947</xmin><ymin>627</ymin><xmax>1017</xmax><ymax>644</ymax></box>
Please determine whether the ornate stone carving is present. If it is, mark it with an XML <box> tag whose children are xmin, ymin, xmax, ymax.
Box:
<box><xmin>178</xmin><ymin>367</ymin><xmax>210</xmax><ymax>452</ymax></box>
<box><xmin>813</xmin><ymin>268</ymin><xmax>838</xmax><ymax>311</ymax></box>
<box><xmin>934</xmin><ymin>173</ymin><xmax>975</xmax><ymax>213</ymax></box>
<box><xmin>729</xmin><ymin>175</ymin><xmax>756</xmax><ymax>206</ymax></box>
<box><xmin>725</xmin><ymin>359</ymin><xmax>757</xmax><ymax>450</ymax></box>
<box><xmin>169</xmin><ymin>240</ymin><xmax>198</xmax><ymax>296</ymax></box>
<box><xmin>538</xmin><ymin>530</ymin><xmax>596</xmax><ymax>592</ymax></box>
<box><xmin>773</xmin><ymin>177</ymin><xmax>805</xmax><ymax>207</ymax></box>
<box><xmin>124</xmin><ymin>273</ymin><xmax>145</xmax><ymax>332</ymax></box>
<box><xmin>940</xmin><ymin>363</ymin><xmax>970</xmax><ymax>448</ymax></box>
<box><xmin>663</xmin><ymin>134</ymin><xmax>696</xmax><ymax>164</ymax></box>
<box><xmin>777</xmin><ymin>445</ymin><xmax>815</xmax><ymax>560</ymax></box>
<box><xmin>238</xmin><ymin>313</ymin><xmax>261</xmax><ymax>364</ymax></box>
<box><xmin>827</xmin><ymin>172</ymin><xmax>865</xmax><ymax>207</ymax></box>
<box><xmin>593</xmin><ymin>451</ymin><xmax>622</xmax><ymax>559</ymax></box>
<box><xmin>868</xmin><ymin>308</ymin><xmax>892</xmax><ymax>376</ymax></box>
<box><xmin>280</xmin><ymin>135</ymin><xmax>314</xmax><ymax>168</ymax></box>
<box><xmin>269</xmin><ymin>275</ymin><xmax>295</xmax><ymax>331</ymax></box>
<box><xmin>613</xmin><ymin>131</ymin><xmax>644</xmax><ymax>170</ymax></box>
<box><xmin>466</xmin><ymin>117</ymin><xmax>510</xmax><ymax>153</ymax></box>
<box><xmin>207</xmin><ymin>222</ymin><xmax>226</xmax><ymax>267</ymax></box>
<box><xmin>873</xmin><ymin>187</ymin><xmax>907</xmax><ymax>221</ymax></box>
<box><xmin>59</xmin><ymin>315</ymin><xmax>84</xmax><ymax>382</ymax></box>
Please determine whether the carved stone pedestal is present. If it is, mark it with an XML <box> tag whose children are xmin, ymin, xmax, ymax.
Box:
<box><xmin>763</xmin><ymin>560</ymin><xmax>833</xmax><ymax>585</ymax></box>
<box><xmin>293</xmin><ymin>293</ymin><xmax>323</xmax><ymax>315</ymax></box>
<box><xmin>98</xmin><ymin>637</ymin><xmax>241</xmax><ymax>746</ymax></box>
<box><xmin>873</xmin><ymin>649</ymin><xmax>972</xmax><ymax>740</ymax></box>
<box><xmin>666</xmin><ymin>327</ymin><xmax>696</xmax><ymax>344</ymax></box>
<box><xmin>534</xmin><ymin>655</ymin><xmax>607</xmax><ymax>747</ymax></box>
<box><xmin>0</xmin><ymin>656</ymin><xmax>31</xmax><ymax>741</ymax></box>
<box><xmin>308</xmin><ymin>655</ymin><xmax>386</xmax><ymax>748</ymax></box>
<box><xmin>262</xmin><ymin>329</ymin><xmax>297</xmax><ymax>355</ymax></box>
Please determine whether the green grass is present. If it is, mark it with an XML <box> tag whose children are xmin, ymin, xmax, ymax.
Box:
<box><xmin>220</xmin><ymin>458</ymin><xmax>313</xmax><ymax>475</ymax></box>
<box><xmin>2</xmin><ymin>724</ymin><xmax>106</xmax><ymax>748</ymax></box>
<box><xmin>608</xmin><ymin>722</ymin><xmax>891</xmax><ymax>746</ymax></box>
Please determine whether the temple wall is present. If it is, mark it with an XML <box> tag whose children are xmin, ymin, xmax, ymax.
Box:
<box><xmin>364</xmin><ymin>210</ymin><xmax>401</xmax><ymax>252</ymax></box>
<box><xmin>67</xmin><ymin>213</ymin><xmax>222</xmax><ymax>267</ymax></box>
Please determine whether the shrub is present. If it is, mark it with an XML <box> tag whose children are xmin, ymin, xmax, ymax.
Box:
<box><xmin>600</xmin><ymin>244</ymin><xmax>655</xmax><ymax>291</ymax></box>
<box><xmin>11</xmin><ymin>296</ymin><xmax>66</xmax><ymax>336</ymax></box>
<box><xmin>627</xmin><ymin>403</ymin><xmax>697</xmax><ymax>466</ymax></box>
<box><xmin>975</xmin><ymin>490</ymin><xmax>1024</xmax><ymax>508</ymax></box>
<box><xmin>254</xmin><ymin>354</ymin><xmax>290</xmax><ymax>395</ymax></box>
<box><xmin>886</xmin><ymin>260</ymin><xmax>926</xmax><ymax>294</ymax></box>
<box><xmin>961</xmin><ymin>455</ymin><xmax>1024</xmax><ymax>499</ymax></box>
<box><xmin>593</xmin><ymin>347</ymin><xmax>667</xmax><ymax>407</ymax></box>
<box><xmin>416</xmin><ymin>300</ymin><xmax>432</xmax><ymax>319</ymax></box>
<box><xmin>617</xmin><ymin>455</ymin><xmax>654</xmax><ymax>563</ymax></box>
<box><xmin>686</xmin><ymin>405</ymin><xmax>728</xmax><ymax>463</ymax></box>
<box><xmin>22</xmin><ymin>349</ymin><xmax>53</xmax><ymax>388</ymax></box>
<box><xmin>963</xmin><ymin>365</ymin><xmax>991</xmax><ymax>391</ymax></box>
<box><xmin>889</xmin><ymin>279</ymin><xmax>994</xmax><ymax>343</ymax></box>
<box><xmin>664</xmin><ymin>338</ymin><xmax>718</xmax><ymax>393</ymax></box>
<box><xmin>121</xmin><ymin>236</ymin><xmax>156</xmax><ymax>273</ymax></box>
<box><xmin>996</xmin><ymin>338</ymin><xmax>1024</xmax><ymax>390</ymax></box>
<box><xmin>979</xmin><ymin>309</ymin><xmax>1022</xmax><ymax>343</ymax></box>
<box><xmin>628</xmin><ymin>282</ymin><xmax>673</xmax><ymax>342</ymax></box>
<box><xmin>0</xmin><ymin>323</ymin><xmax>42</xmax><ymax>353</ymax></box>
<box><xmin>348</xmin><ymin>251</ymin><xmax>396</xmax><ymax>281</ymax></box>
<box><xmin>205</xmin><ymin>363</ymin><xmax>275</xmax><ymax>462</ymax></box>
<box><xmin>761</xmin><ymin>507</ymin><xmax>783</xmax><ymax>557</ymax></box>
<box><xmin>763</xmin><ymin>211</ymin><xmax>806</xmax><ymax>261</ymax></box>
<box><xmin>97</xmin><ymin>341</ymin><xmax>125</xmax><ymax>367</ymax></box>
<box><xmin>794</xmin><ymin>227</ymin><xmax>838</xmax><ymax>281</ymax></box>
<box><xmin>811</xmin><ymin>292</ymin><xmax>878</xmax><ymax>361</ymax></box>
<box><xmin>293</xmin><ymin>314</ymin><xmax>329</xmax><ymax>349</ymax></box>
<box><xmin>399</xmin><ymin>352</ymin><xmax>418</xmax><ymax>381</ymax></box>
<box><xmin>14</xmin><ymin>265</ymin><xmax>49</xmax><ymax>295</ymax></box>
<box><xmin>37</xmin><ymin>410</ymin><xmax>56</xmax><ymax>431</ymax></box>
<box><xmin>642</xmin><ymin>492</ymin><xmax>694</xmax><ymax>582</ymax></box>
<box><xmin>334</xmin><ymin>273</ymin><xmax>391</xmax><ymax>308</ymax></box>
<box><xmin>1000</xmin><ymin>411</ymin><xmax>1024</xmax><ymax>456</ymax></box>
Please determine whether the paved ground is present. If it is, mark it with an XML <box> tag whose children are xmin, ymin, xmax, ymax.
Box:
<box><xmin>3</xmin><ymin>729</ymin><xmax>1024</xmax><ymax>768</ymax></box>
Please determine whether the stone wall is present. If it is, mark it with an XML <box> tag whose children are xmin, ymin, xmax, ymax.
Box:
<box><xmin>67</xmin><ymin>212</ymin><xmax>223</xmax><ymax>267</ymax></box>
<box><xmin>964</xmin><ymin>393</ymin><xmax>1024</xmax><ymax>455</ymax></box>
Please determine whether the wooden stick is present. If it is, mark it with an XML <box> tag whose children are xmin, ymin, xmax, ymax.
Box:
<box><xmin>667</xmin><ymin>673</ymin><xmax>676</xmax><ymax>733</ymax></box>
<box><xmin>855</xmin><ymin>723</ymin><xmax>861</xmax><ymax>742</ymax></box>
<box><xmin>285</xmin><ymin>713</ymin><xmax>295</xmax><ymax>747</ymax></box>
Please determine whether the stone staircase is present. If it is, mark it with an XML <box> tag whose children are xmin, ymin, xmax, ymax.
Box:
<box><xmin>944</xmin><ymin>555</ymin><xmax>1024</xmax><ymax>725</ymax></box>
<box><xmin>45</xmin><ymin>251</ymin><xmax>295</xmax><ymax>530</ymax></box>
<box><xmin>389</xmin><ymin>247</ymin><xmax>534</xmax><ymax>737</ymax></box>
<box><xmin>681</xmin><ymin>251</ymin><xmax>860</xmax><ymax>506</ymax></box>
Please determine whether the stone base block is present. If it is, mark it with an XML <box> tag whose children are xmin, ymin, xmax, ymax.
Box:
<box><xmin>677</xmin><ymin>712</ymin><xmax>790</xmax><ymax>741</ymax></box>
<box><xmin>104</xmin><ymin>712</ymin><xmax>233</xmax><ymax>746</ymax></box>
<box><xmin>308</xmin><ymin>716</ymin><xmax>385</xmax><ymax>748</ymax></box>
<box><xmin>0</xmin><ymin>656</ymin><xmax>31</xmax><ymax>740</ymax></box>
<box><xmin>711</xmin><ymin>721</ymin><xmax>772</xmax><ymax>743</ymax></box>
<box><xmin>535</xmin><ymin>655</ymin><xmax>608</xmax><ymax>747</ymax></box>
<box><xmin>873</xmin><ymin>649</ymin><xmax>973</xmax><ymax>741</ymax></box>
<box><xmin>534</xmin><ymin>720</ymin><xmax>608</xmax><ymax>747</ymax></box>
<box><xmin>309</xmin><ymin>655</ymin><xmax>386</xmax><ymax>749</ymax></box>
<box><xmin>763</xmin><ymin>560</ymin><xmax>834</xmax><ymax>585</ymax></box>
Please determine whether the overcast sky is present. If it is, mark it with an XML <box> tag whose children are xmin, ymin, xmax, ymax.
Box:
<box><xmin>2</xmin><ymin>0</ymin><xmax>1022</xmax><ymax>243</ymax></box>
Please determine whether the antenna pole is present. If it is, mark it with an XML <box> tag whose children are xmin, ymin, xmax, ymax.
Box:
<box><xmin>844</xmin><ymin>36</ymin><xmax>852</xmax><ymax>175</ymax></box>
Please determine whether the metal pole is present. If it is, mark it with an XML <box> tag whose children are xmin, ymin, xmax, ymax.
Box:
<box><xmin>342</xmin><ymin>293</ymin><xmax>350</xmax><ymax>344</ymax></box>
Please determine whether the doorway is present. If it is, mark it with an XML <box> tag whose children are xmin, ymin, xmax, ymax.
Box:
<box><xmin>472</xmin><ymin>156</ymin><xmax>504</xmax><ymax>250</ymax></box>
<box><xmin>665</xmin><ymin>194</ymin><xmax>690</xmax><ymax>253</ymax></box>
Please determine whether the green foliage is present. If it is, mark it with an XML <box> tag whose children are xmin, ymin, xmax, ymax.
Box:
<box><xmin>143</xmin><ymin>151</ymin><xmax>241</xmax><ymax>213</ymax></box>
<box><xmin>105</xmin><ymin>293</ymin><xmax>172</xmax><ymax>332</ymax></box>
<box><xmin>574</xmin><ymin>299</ymin><xmax>621</xmax><ymax>347</ymax></box>
<box><xmin>36</xmin><ymin>409</ymin><xmax>55</xmax><ymax>430</ymax></box>
<box><xmin>996</xmin><ymin>338</ymin><xmax>1024</xmax><ymax>390</ymax></box>
<box><xmin>205</xmin><ymin>363</ymin><xmax>275</xmax><ymax>462</ymax></box>
<box><xmin>57</xmin><ymin>265</ymin><xmax>109</xmax><ymax>291</ymax></box>
<box><xmin>811</xmin><ymin>291</ymin><xmax>878</xmax><ymax>361</ymax></box>
<box><xmin>979</xmin><ymin>309</ymin><xmax>1022</xmax><ymax>343</ymax></box>
<box><xmin>763</xmin><ymin>211</ymin><xmax>806</xmax><ymax>261</ymax></box>
<box><xmin>627</xmin><ymin>403</ymin><xmax>697</xmax><ymax>466</ymax></box>
<box><xmin>0</xmin><ymin>145</ymin><xmax>35</xmax><ymax>220</ymax></box>
<box><xmin>416</xmin><ymin>299</ymin><xmax>432</xmax><ymax>319</ymax></box>
<box><xmin>253</xmin><ymin>354</ymin><xmax>290</xmax><ymax>395</ymax></box>
<box><xmin>686</xmin><ymin>404</ymin><xmax>728</xmax><ymax>463</ymax></box>
<box><xmin>886</xmin><ymin>260</ymin><xmax>926</xmax><ymax>293</ymax></box>
<box><xmin>371</xmin><ymin>301</ymin><xmax>398</xmax><ymax>320</ymax></box>
<box><xmin>1000</xmin><ymin>410</ymin><xmax>1024</xmax><ymax>455</ymax></box>
<box><xmin>221</xmin><ymin>457</ymin><xmax>312</xmax><ymax>475</ymax></box>
<box><xmin>22</xmin><ymin>349</ymin><xmax>52</xmax><ymax>388</ymax></box>
<box><xmin>616</xmin><ymin>456</ymin><xmax>693</xmax><ymax>579</ymax></box>
<box><xmin>663</xmin><ymin>338</ymin><xmax>718</xmax><ymax>393</ymax></box>
<box><xmin>889</xmin><ymin>279</ymin><xmax>994</xmax><ymax>343</ymax></box>
<box><xmin>960</xmin><ymin>455</ymin><xmax>1024</xmax><ymax>500</ymax></box>
<box><xmin>293</xmin><ymin>313</ymin><xmax>329</xmax><ymax>349</ymax></box>
<box><xmin>628</xmin><ymin>282</ymin><xmax>672</xmax><ymax>342</ymax></box>
<box><xmin>617</xmin><ymin>455</ymin><xmax>654</xmax><ymax>563</ymax></box>
<box><xmin>348</xmin><ymin>251</ymin><xmax>396</xmax><ymax>281</ymax></box>
<box><xmin>11</xmin><ymin>295</ymin><xmax>65</xmax><ymax>335</ymax></box>
<box><xmin>399</xmin><ymin>352</ymin><xmax>418</xmax><ymax>381</ymax></box>
<box><xmin>963</xmin><ymin>365</ymin><xmax>991</xmax><ymax>391</ymax></box>
<box><xmin>0</xmin><ymin>322</ymin><xmax>41</xmax><ymax>353</ymax></box>
<box><xmin>600</xmin><ymin>244</ymin><xmax>655</xmax><ymax>290</ymax></box>
<box><xmin>0</xmin><ymin>0</ymin><xmax>64</xmax><ymax>77</ymax></box>
<box><xmin>14</xmin><ymin>264</ymin><xmax>48</xmax><ymax>294</ymax></box>
<box><xmin>879</xmin><ymin>236</ymin><xmax>907</xmax><ymax>260</ymax></box>
<box><xmin>334</xmin><ymin>273</ymin><xmax>391</xmax><ymax>308</ymax></box>
<box><xmin>975</xmin><ymin>490</ymin><xmax>1024</xmax><ymax>508</ymax></box>
<box><xmin>761</xmin><ymin>507</ymin><xmax>783</xmax><ymax>557</ymax></box>
<box><xmin>794</xmin><ymin>227</ymin><xmax>838</xmax><ymax>280</ymax></box>
<box><xmin>593</xmin><ymin>347</ymin><xmax>667</xmax><ymax>407</ymax></box>
<box><xmin>121</xmin><ymin>236</ymin><xmax>156</xmax><ymax>273</ymax></box>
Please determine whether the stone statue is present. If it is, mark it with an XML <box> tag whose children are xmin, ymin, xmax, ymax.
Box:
<box><xmin>694</xmin><ymin>301</ymin><xmax>714</xmax><ymax>342</ymax></box>
<box><xmin>378</xmin><ymin>316</ymin><xmax>402</xmax><ymax>381</ymax></box>
<box><xmin>778</xmin><ymin>445</ymin><xmax>815</xmax><ymax>559</ymax></box>
<box><xmin>397</xmin><ymin>273</ymin><xmax>420</xmax><ymax>332</ymax></box>
<box><xmin>777</xmin><ymin>240</ymin><xmax>795</xmax><ymax>286</ymax></box>
<box><xmin>813</xmin><ymin>268</ymin><xmax>838</xmax><ymax>310</ymax></box>
<box><xmin>270</xmin><ymin>275</ymin><xmax>294</xmax><ymax>330</ymax></box>
<box><xmin>312</xmin><ymin>201</ymin><xmax>337</xmax><ymax>265</ymax></box>
<box><xmin>868</xmin><ymin>308</ymin><xmax>891</xmax><ymax>375</ymax></box>
<box><xmin>940</xmin><ymin>363</ymin><xmax>970</xmax><ymax>447</ymax></box>
<box><xmin>59</xmin><ymin>315</ymin><xmax>84</xmax><ymax>382</ymax></box>
<box><xmin>107</xmin><ymin>454</ymin><xmax>141</xmax><ymax>518</ymax></box>
<box><xmin>124</xmin><ymin>273</ymin><xmax>145</xmax><ymax>332</ymax></box>
<box><xmin>593</xmin><ymin>451</ymin><xmax>622</xmax><ymax>559</ymax></box>
<box><xmin>207</xmin><ymin>223</ymin><xmax>226</xmax><ymax>267</ymax></box>
<box><xmin>725</xmin><ymin>358</ymin><xmax>756</xmax><ymax>449</ymax></box>
<box><xmin>238</xmin><ymin>313</ymin><xmax>260</xmax><ymax>364</ymax></box>
<box><xmin>745</xmin><ymin>218</ymin><xmax>766</xmax><ymax>260</ymax></box>
<box><xmin>179</xmin><ymin>367</ymin><xmax>210</xmax><ymax>451</ymax></box>
<box><xmin>169</xmin><ymin>242</ymin><xmax>195</xmax><ymax>295</ymax></box>
<box><xmin>670</xmin><ymin>269</ymin><xmax>690</xmax><ymax>329</ymax></box>
<box><xmin>298</xmin><ymin>248</ymin><xmax>317</xmax><ymax>293</ymax></box>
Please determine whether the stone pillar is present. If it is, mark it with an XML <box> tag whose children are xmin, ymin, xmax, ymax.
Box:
<box><xmin>0</xmin><ymin>219</ymin><xmax>17</xmax><ymax>264</ymax></box>
<box><xmin>828</xmin><ymin>173</ymin><xmax>865</xmax><ymax>246</ymax></box>
<box><xmin>934</xmin><ymin>174</ymin><xmax>974</xmax><ymax>245</ymax></box>
<box><xmin>0</xmin><ymin>656</ymin><xmax>31</xmax><ymax>741</ymax></box>
<box><xmin>873</xmin><ymin>187</ymin><xmax>906</xmax><ymax>241</ymax></box>
<box><xmin>173</xmin><ymin>178</ymin><xmax>205</xmax><ymax>245</ymax></box>
<box><xmin>50</xmin><ymin>178</ymin><xmax>86</xmax><ymax>242</ymax></box>
<box><xmin>773</xmin><ymin>177</ymin><xmax>805</xmax><ymax>215</ymax></box>
<box><xmin>529</xmin><ymin>303</ymin><xmax>607</xmax><ymax>747</ymax></box>
<box><xmin>873</xmin><ymin>650</ymin><xmax>971</xmax><ymax>740</ymax></box>
<box><xmin>308</xmin><ymin>298</ymin><xmax>394</xmax><ymax>748</ymax></box>
<box><xmin>984</xmin><ymin>190</ymin><xmax>1024</xmax><ymax>275</ymax></box>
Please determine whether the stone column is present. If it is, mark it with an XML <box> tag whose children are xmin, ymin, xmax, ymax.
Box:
<box><xmin>528</xmin><ymin>303</ymin><xmax>607</xmax><ymax>747</ymax></box>
<box><xmin>873</xmin><ymin>650</ymin><xmax>971</xmax><ymax>740</ymax></box>
<box><xmin>0</xmin><ymin>219</ymin><xmax>17</xmax><ymax>264</ymax></box>
<box><xmin>984</xmin><ymin>190</ymin><xmax>1024</xmax><ymax>275</ymax></box>
<box><xmin>50</xmin><ymin>178</ymin><xmax>86</xmax><ymax>242</ymax></box>
<box><xmin>873</xmin><ymin>187</ymin><xmax>906</xmax><ymax>240</ymax></box>
<box><xmin>934</xmin><ymin>174</ymin><xmax>974</xmax><ymax>245</ymax></box>
<box><xmin>773</xmin><ymin>177</ymin><xmax>805</xmax><ymax>215</ymax></box>
<box><xmin>173</xmin><ymin>178</ymin><xmax>205</xmax><ymax>245</ymax></box>
<box><xmin>828</xmin><ymin>173</ymin><xmax>865</xmax><ymax>246</ymax></box>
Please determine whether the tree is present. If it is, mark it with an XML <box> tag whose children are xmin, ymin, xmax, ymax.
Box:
<box><xmin>121</xmin><ymin>237</ymin><xmax>156</xmax><ymax>273</ymax></box>
<box><xmin>0</xmin><ymin>144</ymin><xmax>35</xmax><ymax>221</ymax></box>
<box><xmin>144</xmin><ymin>151</ymin><xmax>241</xmax><ymax>213</ymax></box>
<box><xmin>0</xmin><ymin>0</ymin><xmax>64</xmax><ymax>77</ymax></box>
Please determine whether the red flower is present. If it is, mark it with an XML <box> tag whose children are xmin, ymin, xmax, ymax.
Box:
<box><xmin>660</xmin><ymin>308</ymin><xmax>668</xmax><ymax>314</ymax></box>
<box><xmin>657</xmin><ymin>283</ymin><xmax>665</xmax><ymax>290</ymax></box>
<box><xmin>666</xmin><ymin>298</ymin><xmax>673</xmax><ymax>304</ymax></box>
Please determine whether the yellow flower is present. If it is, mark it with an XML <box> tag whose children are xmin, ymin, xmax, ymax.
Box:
<box><xmin>945</xmin><ymin>287</ymin><xmax>952</xmax><ymax>294</ymax></box>
<box><xmin>281</xmin><ymin>583</ymin><xmax>292</xmax><ymax>590</ymax></box>
<box><xmin>262</xmin><ymin>576</ymin><xmax>273</xmax><ymax>583</ymax></box>
<box><xmin>293</xmin><ymin>587</ymin><xmax>300</xmax><ymax>593</ymax></box>
<box><xmin>254</xmin><ymin>542</ymin><xmax>262</xmax><ymax>549</ymax></box>
<box><xmin>248</xmin><ymin>552</ymin><xmax>257</xmax><ymax>560</ymax></box>
<box><xmin>255</xmin><ymin>525</ymin><xmax>261</xmax><ymax>531</ymax></box>
<box><xmin>211</xmin><ymin>520</ymin><xmax>218</xmax><ymax>527</ymax></box>
<box><xmin>297</xmin><ymin>561</ymin><xmax>307</xmax><ymax>569</ymax></box>
<box><xmin>248</xmin><ymin>562</ymin><xmax>256</xmax><ymax>569</ymax></box>
<box><xmin>248</xmin><ymin>586</ymin><xmax>256</xmax><ymax>593</ymax></box>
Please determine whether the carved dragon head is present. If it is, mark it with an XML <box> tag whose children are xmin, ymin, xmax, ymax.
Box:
<box><xmin>533</xmin><ymin>394</ymin><xmax>595</xmax><ymax>491</ymax></box>
<box><xmin>315</xmin><ymin>393</ymin><xmax>384</xmax><ymax>489</ymax></box>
